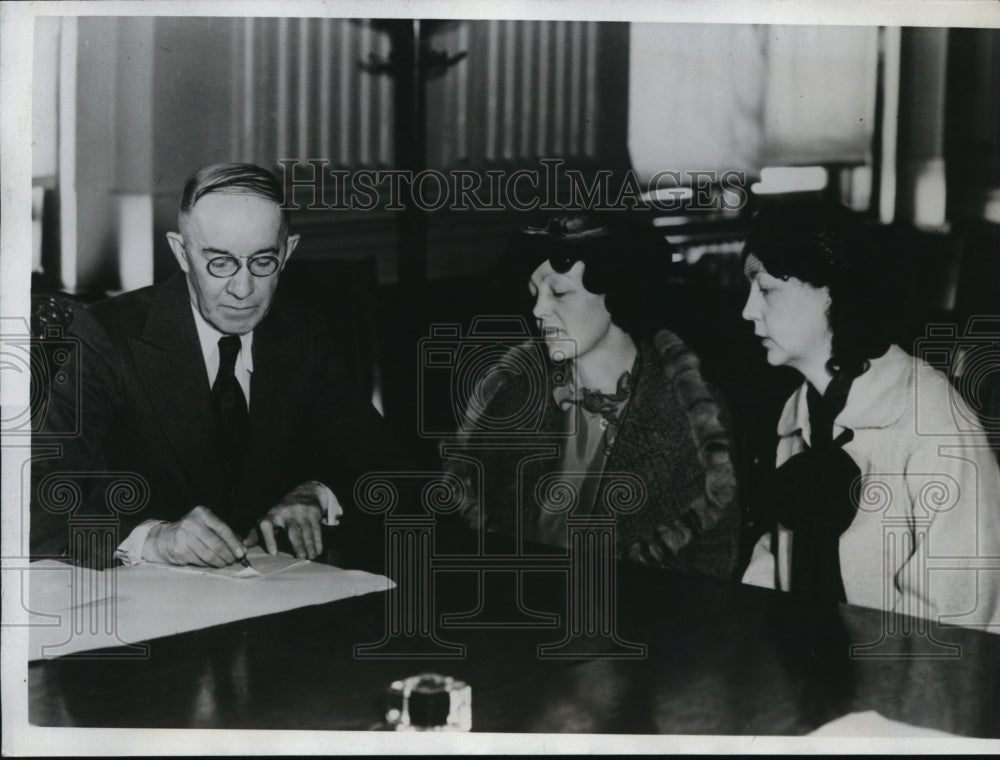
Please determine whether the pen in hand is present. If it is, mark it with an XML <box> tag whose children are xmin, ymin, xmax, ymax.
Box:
<box><xmin>238</xmin><ymin>553</ymin><xmax>253</xmax><ymax>570</ymax></box>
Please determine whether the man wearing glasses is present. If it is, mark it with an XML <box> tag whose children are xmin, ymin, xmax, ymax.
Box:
<box><xmin>32</xmin><ymin>163</ymin><xmax>404</xmax><ymax>569</ymax></box>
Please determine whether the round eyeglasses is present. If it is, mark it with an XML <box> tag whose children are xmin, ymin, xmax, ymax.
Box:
<box><xmin>206</xmin><ymin>254</ymin><xmax>281</xmax><ymax>278</ymax></box>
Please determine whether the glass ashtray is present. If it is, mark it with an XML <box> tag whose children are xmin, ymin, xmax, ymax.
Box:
<box><xmin>385</xmin><ymin>673</ymin><xmax>472</xmax><ymax>732</ymax></box>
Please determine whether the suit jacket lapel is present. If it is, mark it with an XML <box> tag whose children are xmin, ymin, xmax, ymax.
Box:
<box><xmin>129</xmin><ymin>274</ymin><xmax>225</xmax><ymax>508</ymax></box>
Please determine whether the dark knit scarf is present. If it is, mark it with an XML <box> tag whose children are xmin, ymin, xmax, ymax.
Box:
<box><xmin>772</xmin><ymin>370</ymin><xmax>863</xmax><ymax>603</ymax></box>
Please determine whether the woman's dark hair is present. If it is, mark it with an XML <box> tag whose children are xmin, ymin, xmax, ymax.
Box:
<box><xmin>742</xmin><ymin>198</ymin><xmax>896</xmax><ymax>374</ymax></box>
<box><xmin>498</xmin><ymin>213</ymin><xmax>677</xmax><ymax>339</ymax></box>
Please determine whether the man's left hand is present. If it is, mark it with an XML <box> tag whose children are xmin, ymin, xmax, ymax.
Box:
<box><xmin>250</xmin><ymin>481</ymin><xmax>337</xmax><ymax>559</ymax></box>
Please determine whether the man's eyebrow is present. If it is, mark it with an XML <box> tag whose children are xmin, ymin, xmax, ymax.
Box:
<box><xmin>200</xmin><ymin>246</ymin><xmax>280</xmax><ymax>257</ymax></box>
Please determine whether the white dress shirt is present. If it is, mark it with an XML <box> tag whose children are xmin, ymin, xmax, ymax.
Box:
<box><xmin>115</xmin><ymin>302</ymin><xmax>338</xmax><ymax>565</ymax></box>
<box><xmin>190</xmin><ymin>304</ymin><xmax>254</xmax><ymax>406</ymax></box>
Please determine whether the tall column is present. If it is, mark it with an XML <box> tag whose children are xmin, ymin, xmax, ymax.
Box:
<box><xmin>355</xmin><ymin>515</ymin><xmax>465</xmax><ymax>659</ymax></box>
<box><xmin>538</xmin><ymin>514</ymin><xmax>646</xmax><ymax>659</ymax></box>
<box><xmin>114</xmin><ymin>17</ymin><xmax>155</xmax><ymax>292</ymax></box>
<box><xmin>352</xmin><ymin>472</ymin><xmax>465</xmax><ymax>659</ymax></box>
<box><xmin>896</xmin><ymin>28</ymin><xmax>949</xmax><ymax>229</ymax></box>
<box><xmin>37</xmin><ymin>472</ymin><xmax>150</xmax><ymax>659</ymax></box>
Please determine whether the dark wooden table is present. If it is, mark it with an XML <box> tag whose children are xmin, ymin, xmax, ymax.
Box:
<box><xmin>28</xmin><ymin>525</ymin><xmax>1000</xmax><ymax>736</ymax></box>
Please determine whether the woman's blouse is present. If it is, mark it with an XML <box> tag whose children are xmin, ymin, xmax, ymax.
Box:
<box><xmin>535</xmin><ymin>366</ymin><xmax>635</xmax><ymax>547</ymax></box>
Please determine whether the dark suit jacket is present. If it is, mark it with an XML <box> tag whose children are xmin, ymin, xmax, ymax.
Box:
<box><xmin>31</xmin><ymin>273</ymin><xmax>406</xmax><ymax>568</ymax></box>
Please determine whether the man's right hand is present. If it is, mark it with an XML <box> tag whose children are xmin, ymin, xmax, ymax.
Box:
<box><xmin>141</xmin><ymin>506</ymin><xmax>248</xmax><ymax>567</ymax></box>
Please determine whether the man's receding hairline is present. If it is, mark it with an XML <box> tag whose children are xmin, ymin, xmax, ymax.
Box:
<box><xmin>177</xmin><ymin>189</ymin><xmax>288</xmax><ymax>234</ymax></box>
<box><xmin>186</xmin><ymin>187</ymin><xmax>284</xmax><ymax>208</ymax></box>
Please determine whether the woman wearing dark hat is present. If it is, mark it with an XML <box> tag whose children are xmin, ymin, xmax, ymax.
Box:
<box><xmin>445</xmin><ymin>214</ymin><xmax>740</xmax><ymax>580</ymax></box>
<box><xmin>740</xmin><ymin>198</ymin><xmax>1000</xmax><ymax>629</ymax></box>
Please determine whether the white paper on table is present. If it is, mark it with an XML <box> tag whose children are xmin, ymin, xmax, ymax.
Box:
<box><xmin>809</xmin><ymin>710</ymin><xmax>957</xmax><ymax>737</ymax></box>
<box><xmin>137</xmin><ymin>546</ymin><xmax>308</xmax><ymax>579</ymax></box>
<box><xmin>27</xmin><ymin>551</ymin><xmax>395</xmax><ymax>660</ymax></box>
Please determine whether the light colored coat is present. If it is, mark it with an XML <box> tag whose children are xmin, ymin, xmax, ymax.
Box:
<box><xmin>743</xmin><ymin>345</ymin><xmax>1000</xmax><ymax>632</ymax></box>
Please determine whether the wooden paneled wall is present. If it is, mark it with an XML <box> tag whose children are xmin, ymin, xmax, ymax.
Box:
<box><xmin>226</xmin><ymin>18</ymin><xmax>609</xmax><ymax>170</ymax></box>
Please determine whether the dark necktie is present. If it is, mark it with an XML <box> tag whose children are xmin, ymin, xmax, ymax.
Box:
<box><xmin>773</xmin><ymin>371</ymin><xmax>862</xmax><ymax>603</ymax></box>
<box><xmin>212</xmin><ymin>335</ymin><xmax>248</xmax><ymax>514</ymax></box>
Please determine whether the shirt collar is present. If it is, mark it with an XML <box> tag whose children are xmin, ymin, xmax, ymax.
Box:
<box><xmin>189</xmin><ymin>301</ymin><xmax>254</xmax><ymax>373</ymax></box>
<box><xmin>777</xmin><ymin>344</ymin><xmax>912</xmax><ymax>439</ymax></box>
